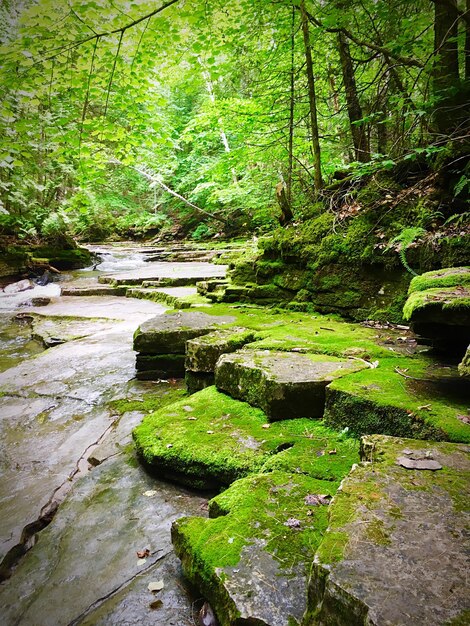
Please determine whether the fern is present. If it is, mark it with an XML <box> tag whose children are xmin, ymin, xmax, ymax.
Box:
<box><xmin>386</xmin><ymin>227</ymin><xmax>426</xmax><ymax>276</ymax></box>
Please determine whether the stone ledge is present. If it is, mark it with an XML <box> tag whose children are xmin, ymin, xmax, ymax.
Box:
<box><xmin>308</xmin><ymin>434</ymin><xmax>470</xmax><ymax>626</ymax></box>
<box><xmin>215</xmin><ymin>350</ymin><xmax>367</xmax><ymax>421</ymax></box>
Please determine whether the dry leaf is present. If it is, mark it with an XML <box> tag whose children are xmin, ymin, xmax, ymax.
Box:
<box><xmin>143</xmin><ymin>490</ymin><xmax>157</xmax><ymax>497</ymax></box>
<box><xmin>207</xmin><ymin>430</ymin><xmax>214</xmax><ymax>434</ymax></box>
<box><xmin>183</xmin><ymin>405</ymin><xmax>193</xmax><ymax>412</ymax></box>
<box><xmin>262</xmin><ymin>424</ymin><xmax>270</xmax><ymax>429</ymax></box>
<box><xmin>328</xmin><ymin>449</ymin><xmax>337</xmax><ymax>455</ymax></box>
<box><xmin>187</xmin><ymin>416</ymin><xmax>197</xmax><ymax>421</ymax></box>
<box><xmin>166</xmin><ymin>443</ymin><xmax>173</xmax><ymax>448</ymax></box>
<box><xmin>418</xmin><ymin>404</ymin><xmax>432</xmax><ymax>411</ymax></box>
<box><xmin>457</xmin><ymin>414</ymin><xmax>470</xmax><ymax>424</ymax></box>
<box><xmin>137</xmin><ymin>548</ymin><xmax>150</xmax><ymax>559</ymax></box>
<box><xmin>148</xmin><ymin>580</ymin><xmax>164</xmax><ymax>593</ymax></box>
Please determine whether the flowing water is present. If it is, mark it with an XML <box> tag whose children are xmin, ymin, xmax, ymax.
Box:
<box><xmin>0</xmin><ymin>244</ymin><xmax>221</xmax><ymax>626</ymax></box>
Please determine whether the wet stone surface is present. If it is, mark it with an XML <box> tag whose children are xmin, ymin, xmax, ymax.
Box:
<box><xmin>310</xmin><ymin>434</ymin><xmax>470</xmax><ymax>626</ymax></box>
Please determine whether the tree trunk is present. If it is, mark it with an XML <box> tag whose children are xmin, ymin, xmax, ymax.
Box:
<box><xmin>466</xmin><ymin>0</ymin><xmax>470</xmax><ymax>80</ymax></box>
<box><xmin>300</xmin><ymin>0</ymin><xmax>323</xmax><ymax>190</ymax></box>
<box><xmin>433</xmin><ymin>0</ymin><xmax>460</xmax><ymax>133</ymax></box>
<box><xmin>337</xmin><ymin>31</ymin><xmax>370</xmax><ymax>162</ymax></box>
<box><xmin>286</xmin><ymin>5</ymin><xmax>295</xmax><ymax>209</ymax></box>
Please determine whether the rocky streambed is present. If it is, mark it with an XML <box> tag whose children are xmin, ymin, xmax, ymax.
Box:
<box><xmin>0</xmin><ymin>244</ymin><xmax>229</xmax><ymax>625</ymax></box>
<box><xmin>0</xmin><ymin>245</ymin><xmax>468</xmax><ymax>626</ymax></box>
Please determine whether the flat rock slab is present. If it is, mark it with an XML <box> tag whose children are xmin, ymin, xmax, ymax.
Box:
<box><xmin>99</xmin><ymin>261</ymin><xmax>227</xmax><ymax>286</ymax></box>
<box><xmin>0</xmin><ymin>453</ymin><xmax>207</xmax><ymax>626</ymax></box>
<box><xmin>61</xmin><ymin>285</ymin><xmax>126</xmax><ymax>296</ymax></box>
<box><xmin>323</xmin><ymin>356</ymin><xmax>470</xmax><ymax>443</ymax></box>
<box><xmin>22</xmin><ymin>313</ymin><xmax>116</xmax><ymax>347</ymax></box>
<box><xmin>133</xmin><ymin>311</ymin><xmax>235</xmax><ymax>354</ymax></box>
<box><xmin>215</xmin><ymin>350</ymin><xmax>367</xmax><ymax>420</ymax></box>
<box><xmin>310</xmin><ymin>434</ymin><xmax>470</xmax><ymax>626</ymax></box>
<box><xmin>185</xmin><ymin>327</ymin><xmax>258</xmax><ymax>373</ymax></box>
<box><xmin>133</xmin><ymin>386</ymin><xmax>358</xmax><ymax>490</ymax></box>
<box><xmin>172</xmin><ymin>470</ymin><xmax>338</xmax><ymax>626</ymax></box>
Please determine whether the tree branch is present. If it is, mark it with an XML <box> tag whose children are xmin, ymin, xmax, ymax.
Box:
<box><xmin>304</xmin><ymin>9</ymin><xmax>424</xmax><ymax>68</ymax></box>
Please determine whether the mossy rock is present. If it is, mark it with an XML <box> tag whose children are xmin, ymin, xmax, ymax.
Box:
<box><xmin>408</xmin><ymin>266</ymin><xmax>470</xmax><ymax>294</ymax></box>
<box><xmin>458</xmin><ymin>345</ymin><xmax>470</xmax><ymax>377</ymax></box>
<box><xmin>308</xmin><ymin>434</ymin><xmax>470</xmax><ymax>626</ymax></box>
<box><xmin>185</xmin><ymin>371</ymin><xmax>215</xmax><ymax>394</ymax></box>
<box><xmin>0</xmin><ymin>247</ymin><xmax>31</xmax><ymax>278</ymax></box>
<box><xmin>403</xmin><ymin>284</ymin><xmax>470</xmax><ymax>354</ymax></box>
<box><xmin>132</xmin><ymin>386</ymin><xmax>359</xmax><ymax>489</ymax></box>
<box><xmin>172</xmin><ymin>471</ymin><xmax>338</xmax><ymax>626</ymax></box>
<box><xmin>185</xmin><ymin>327</ymin><xmax>259</xmax><ymax>373</ymax></box>
<box><xmin>133</xmin><ymin>311</ymin><xmax>235</xmax><ymax>354</ymax></box>
<box><xmin>31</xmin><ymin>246</ymin><xmax>92</xmax><ymax>269</ymax></box>
<box><xmin>215</xmin><ymin>350</ymin><xmax>367</xmax><ymax>421</ymax></box>
<box><xmin>323</xmin><ymin>357</ymin><xmax>470</xmax><ymax>443</ymax></box>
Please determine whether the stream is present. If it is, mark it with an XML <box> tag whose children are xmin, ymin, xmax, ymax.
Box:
<box><xmin>0</xmin><ymin>244</ymin><xmax>218</xmax><ymax>626</ymax></box>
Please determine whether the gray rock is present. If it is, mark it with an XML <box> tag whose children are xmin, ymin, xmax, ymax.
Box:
<box><xmin>309</xmin><ymin>434</ymin><xmax>470</xmax><ymax>626</ymax></box>
<box><xmin>185</xmin><ymin>370</ymin><xmax>215</xmax><ymax>394</ymax></box>
<box><xmin>185</xmin><ymin>327</ymin><xmax>258</xmax><ymax>373</ymax></box>
<box><xmin>215</xmin><ymin>350</ymin><xmax>367</xmax><ymax>420</ymax></box>
<box><xmin>133</xmin><ymin>311</ymin><xmax>235</xmax><ymax>354</ymax></box>
<box><xmin>135</xmin><ymin>354</ymin><xmax>186</xmax><ymax>379</ymax></box>
<box><xmin>3</xmin><ymin>278</ymin><xmax>32</xmax><ymax>294</ymax></box>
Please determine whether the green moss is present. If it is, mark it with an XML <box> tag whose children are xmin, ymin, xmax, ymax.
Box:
<box><xmin>403</xmin><ymin>286</ymin><xmax>470</xmax><ymax>320</ymax></box>
<box><xmin>133</xmin><ymin>386</ymin><xmax>359</xmax><ymax>489</ymax></box>
<box><xmin>324</xmin><ymin>357</ymin><xmax>470</xmax><ymax>443</ymax></box>
<box><xmin>364</xmin><ymin>518</ymin><xmax>392</xmax><ymax>546</ymax></box>
<box><xmin>409</xmin><ymin>267</ymin><xmax>470</xmax><ymax>294</ymax></box>
<box><xmin>172</xmin><ymin>470</ymin><xmax>338</xmax><ymax>625</ymax></box>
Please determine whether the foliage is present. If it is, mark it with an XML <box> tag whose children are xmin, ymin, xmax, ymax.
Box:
<box><xmin>386</xmin><ymin>227</ymin><xmax>426</xmax><ymax>276</ymax></box>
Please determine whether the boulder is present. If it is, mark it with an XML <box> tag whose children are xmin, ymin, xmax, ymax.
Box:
<box><xmin>135</xmin><ymin>354</ymin><xmax>186</xmax><ymax>380</ymax></box>
<box><xmin>133</xmin><ymin>311</ymin><xmax>235</xmax><ymax>354</ymax></box>
<box><xmin>308</xmin><ymin>434</ymin><xmax>470</xmax><ymax>626</ymax></box>
<box><xmin>215</xmin><ymin>350</ymin><xmax>367</xmax><ymax>420</ymax></box>
<box><xmin>3</xmin><ymin>279</ymin><xmax>33</xmax><ymax>294</ymax></box>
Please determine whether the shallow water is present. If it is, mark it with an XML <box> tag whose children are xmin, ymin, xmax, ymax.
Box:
<box><xmin>0</xmin><ymin>244</ymin><xmax>216</xmax><ymax>625</ymax></box>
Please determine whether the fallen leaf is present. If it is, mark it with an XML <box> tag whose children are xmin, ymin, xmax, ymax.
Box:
<box><xmin>284</xmin><ymin>517</ymin><xmax>301</xmax><ymax>529</ymax></box>
<box><xmin>369</xmin><ymin>360</ymin><xmax>379</xmax><ymax>369</ymax></box>
<box><xmin>418</xmin><ymin>404</ymin><xmax>432</xmax><ymax>411</ymax></box>
<box><xmin>187</xmin><ymin>416</ymin><xmax>197</xmax><ymax>421</ymax></box>
<box><xmin>328</xmin><ymin>449</ymin><xmax>337</xmax><ymax>455</ymax></box>
<box><xmin>149</xmin><ymin>599</ymin><xmax>163</xmax><ymax>610</ymax></box>
<box><xmin>137</xmin><ymin>548</ymin><xmax>150</xmax><ymax>558</ymax></box>
<box><xmin>262</xmin><ymin>424</ymin><xmax>270</xmax><ymax>429</ymax></box>
<box><xmin>397</xmin><ymin>456</ymin><xmax>442</xmax><ymax>471</ymax></box>
<box><xmin>166</xmin><ymin>443</ymin><xmax>173</xmax><ymax>448</ymax></box>
<box><xmin>457</xmin><ymin>414</ymin><xmax>470</xmax><ymax>424</ymax></box>
<box><xmin>148</xmin><ymin>580</ymin><xmax>164</xmax><ymax>593</ymax></box>
<box><xmin>304</xmin><ymin>494</ymin><xmax>331</xmax><ymax>506</ymax></box>
<box><xmin>183</xmin><ymin>405</ymin><xmax>193</xmax><ymax>412</ymax></box>
<box><xmin>207</xmin><ymin>430</ymin><xmax>214</xmax><ymax>434</ymax></box>
<box><xmin>143</xmin><ymin>490</ymin><xmax>157</xmax><ymax>497</ymax></box>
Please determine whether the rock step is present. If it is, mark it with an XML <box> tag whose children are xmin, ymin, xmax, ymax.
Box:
<box><xmin>310</xmin><ymin>434</ymin><xmax>470</xmax><ymax>626</ymax></box>
<box><xmin>126</xmin><ymin>286</ymin><xmax>196</xmax><ymax>309</ymax></box>
<box><xmin>61</xmin><ymin>285</ymin><xmax>126</xmax><ymax>296</ymax></box>
<box><xmin>98</xmin><ymin>263</ymin><xmax>227</xmax><ymax>287</ymax></box>
<box><xmin>132</xmin><ymin>385</ymin><xmax>359</xmax><ymax>490</ymax></box>
<box><xmin>215</xmin><ymin>350</ymin><xmax>367</xmax><ymax>421</ymax></box>
<box><xmin>133</xmin><ymin>311</ymin><xmax>235</xmax><ymax>356</ymax></box>
<box><xmin>172</xmin><ymin>471</ymin><xmax>337</xmax><ymax>626</ymax></box>
<box><xmin>185</xmin><ymin>327</ymin><xmax>259</xmax><ymax>374</ymax></box>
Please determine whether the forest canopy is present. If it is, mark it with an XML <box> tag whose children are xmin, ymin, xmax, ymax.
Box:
<box><xmin>0</xmin><ymin>0</ymin><xmax>469</xmax><ymax>243</ymax></box>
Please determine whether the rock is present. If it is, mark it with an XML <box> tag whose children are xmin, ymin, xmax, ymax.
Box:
<box><xmin>458</xmin><ymin>344</ymin><xmax>469</xmax><ymax>377</ymax></box>
<box><xmin>308</xmin><ymin>434</ymin><xmax>470</xmax><ymax>626</ymax></box>
<box><xmin>135</xmin><ymin>354</ymin><xmax>186</xmax><ymax>379</ymax></box>
<box><xmin>185</xmin><ymin>371</ymin><xmax>215</xmax><ymax>394</ymax></box>
<box><xmin>98</xmin><ymin>261</ymin><xmax>227</xmax><ymax>287</ymax></box>
<box><xmin>132</xmin><ymin>386</ymin><xmax>358</xmax><ymax>489</ymax></box>
<box><xmin>61</xmin><ymin>285</ymin><xmax>126</xmax><ymax>296</ymax></box>
<box><xmin>185</xmin><ymin>327</ymin><xmax>258</xmax><ymax>373</ymax></box>
<box><xmin>215</xmin><ymin>350</ymin><xmax>367</xmax><ymax>421</ymax></box>
<box><xmin>127</xmin><ymin>286</ymin><xmax>195</xmax><ymax>309</ymax></box>
<box><xmin>403</xmin><ymin>267</ymin><xmax>470</xmax><ymax>354</ymax></box>
<box><xmin>3</xmin><ymin>278</ymin><xmax>33</xmax><ymax>294</ymax></box>
<box><xmin>172</xmin><ymin>470</ymin><xmax>339</xmax><ymax>626</ymax></box>
<box><xmin>30</xmin><ymin>297</ymin><xmax>51</xmax><ymax>307</ymax></box>
<box><xmin>196</xmin><ymin>279</ymin><xmax>229</xmax><ymax>296</ymax></box>
<box><xmin>323</xmin><ymin>356</ymin><xmax>470</xmax><ymax>443</ymax></box>
<box><xmin>133</xmin><ymin>311</ymin><xmax>235</xmax><ymax>354</ymax></box>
